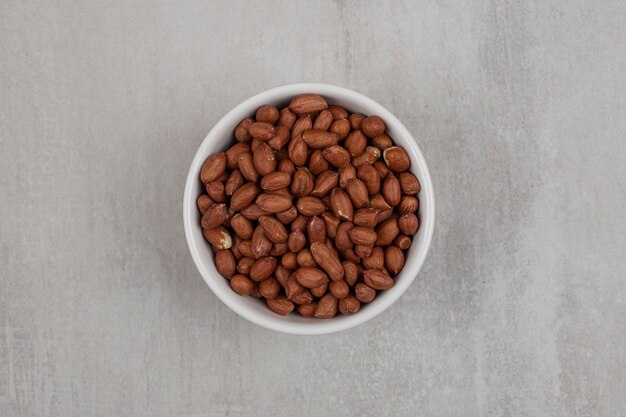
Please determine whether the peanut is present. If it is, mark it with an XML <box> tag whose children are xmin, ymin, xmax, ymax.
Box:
<box><xmin>196</xmin><ymin>94</ymin><xmax>421</xmax><ymax>318</ymax></box>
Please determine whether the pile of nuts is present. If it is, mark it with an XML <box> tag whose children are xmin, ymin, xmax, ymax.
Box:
<box><xmin>197</xmin><ymin>94</ymin><xmax>420</xmax><ymax>318</ymax></box>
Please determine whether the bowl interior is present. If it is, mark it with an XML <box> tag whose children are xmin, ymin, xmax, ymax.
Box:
<box><xmin>184</xmin><ymin>84</ymin><xmax>434</xmax><ymax>335</ymax></box>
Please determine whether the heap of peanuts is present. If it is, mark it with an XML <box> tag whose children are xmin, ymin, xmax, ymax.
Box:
<box><xmin>197</xmin><ymin>94</ymin><xmax>420</xmax><ymax>318</ymax></box>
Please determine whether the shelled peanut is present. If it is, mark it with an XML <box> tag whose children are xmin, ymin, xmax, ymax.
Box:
<box><xmin>197</xmin><ymin>94</ymin><xmax>420</xmax><ymax>318</ymax></box>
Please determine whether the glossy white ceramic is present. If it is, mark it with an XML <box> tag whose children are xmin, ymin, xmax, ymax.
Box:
<box><xmin>183</xmin><ymin>83</ymin><xmax>435</xmax><ymax>335</ymax></box>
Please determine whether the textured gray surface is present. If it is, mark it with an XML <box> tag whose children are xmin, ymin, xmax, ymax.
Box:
<box><xmin>1</xmin><ymin>1</ymin><xmax>625</xmax><ymax>416</ymax></box>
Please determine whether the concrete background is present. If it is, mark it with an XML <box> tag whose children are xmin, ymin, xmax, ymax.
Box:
<box><xmin>1</xmin><ymin>1</ymin><xmax>625</xmax><ymax>416</ymax></box>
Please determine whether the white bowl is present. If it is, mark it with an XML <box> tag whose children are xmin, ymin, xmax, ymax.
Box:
<box><xmin>183</xmin><ymin>83</ymin><xmax>435</xmax><ymax>335</ymax></box>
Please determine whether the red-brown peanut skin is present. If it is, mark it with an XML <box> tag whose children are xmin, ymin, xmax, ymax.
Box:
<box><xmin>198</xmin><ymin>95</ymin><xmax>420</xmax><ymax>319</ymax></box>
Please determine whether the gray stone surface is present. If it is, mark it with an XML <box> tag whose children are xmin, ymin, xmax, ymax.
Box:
<box><xmin>1</xmin><ymin>1</ymin><xmax>625</xmax><ymax>416</ymax></box>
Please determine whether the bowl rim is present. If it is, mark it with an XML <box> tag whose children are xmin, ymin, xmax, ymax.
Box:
<box><xmin>183</xmin><ymin>83</ymin><xmax>435</xmax><ymax>335</ymax></box>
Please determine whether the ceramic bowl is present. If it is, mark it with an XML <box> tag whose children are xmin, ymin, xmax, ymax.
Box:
<box><xmin>183</xmin><ymin>83</ymin><xmax>435</xmax><ymax>335</ymax></box>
